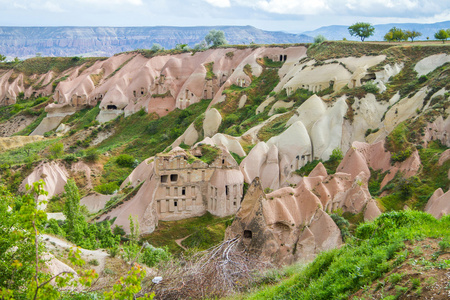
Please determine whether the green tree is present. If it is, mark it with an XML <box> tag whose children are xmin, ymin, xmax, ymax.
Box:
<box><xmin>405</xmin><ymin>30</ymin><xmax>422</xmax><ymax>42</ymax></box>
<box><xmin>384</xmin><ymin>31</ymin><xmax>394</xmax><ymax>42</ymax></box>
<box><xmin>63</xmin><ymin>179</ymin><xmax>85</xmax><ymax>243</ymax></box>
<box><xmin>385</xmin><ymin>27</ymin><xmax>405</xmax><ymax>42</ymax></box>
<box><xmin>0</xmin><ymin>182</ymin><xmax>46</xmax><ymax>297</ymax></box>
<box><xmin>434</xmin><ymin>29</ymin><xmax>449</xmax><ymax>43</ymax></box>
<box><xmin>314</xmin><ymin>34</ymin><xmax>326</xmax><ymax>44</ymax></box>
<box><xmin>205</xmin><ymin>29</ymin><xmax>227</xmax><ymax>47</ymax></box>
<box><xmin>348</xmin><ymin>22</ymin><xmax>375</xmax><ymax>42</ymax></box>
<box><xmin>151</xmin><ymin>43</ymin><xmax>163</xmax><ymax>52</ymax></box>
<box><xmin>0</xmin><ymin>54</ymin><xmax>6</xmax><ymax>62</ymax></box>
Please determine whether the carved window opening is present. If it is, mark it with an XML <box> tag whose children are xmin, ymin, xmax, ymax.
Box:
<box><xmin>161</xmin><ymin>175</ymin><xmax>168</xmax><ymax>183</ymax></box>
<box><xmin>174</xmin><ymin>201</ymin><xmax>178</xmax><ymax>207</ymax></box>
<box><xmin>182</xmin><ymin>187</ymin><xmax>186</xmax><ymax>196</ymax></box>
<box><xmin>170</xmin><ymin>174</ymin><xmax>178</xmax><ymax>182</ymax></box>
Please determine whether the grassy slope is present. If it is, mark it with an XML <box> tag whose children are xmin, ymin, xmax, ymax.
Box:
<box><xmin>143</xmin><ymin>212</ymin><xmax>233</xmax><ymax>254</ymax></box>
<box><xmin>245</xmin><ymin>211</ymin><xmax>450</xmax><ymax>300</ymax></box>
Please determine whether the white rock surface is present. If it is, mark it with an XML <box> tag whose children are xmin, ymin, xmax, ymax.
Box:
<box><xmin>203</xmin><ymin>108</ymin><xmax>222</xmax><ymax>137</ymax></box>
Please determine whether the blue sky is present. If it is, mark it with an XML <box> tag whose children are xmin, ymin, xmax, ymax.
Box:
<box><xmin>0</xmin><ymin>0</ymin><xmax>449</xmax><ymax>33</ymax></box>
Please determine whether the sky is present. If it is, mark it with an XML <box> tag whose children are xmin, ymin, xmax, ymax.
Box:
<box><xmin>0</xmin><ymin>0</ymin><xmax>449</xmax><ymax>33</ymax></box>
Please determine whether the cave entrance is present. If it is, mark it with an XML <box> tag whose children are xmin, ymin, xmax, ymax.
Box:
<box><xmin>107</xmin><ymin>105</ymin><xmax>117</xmax><ymax>110</ymax></box>
<box><xmin>243</xmin><ymin>230</ymin><xmax>252</xmax><ymax>239</ymax></box>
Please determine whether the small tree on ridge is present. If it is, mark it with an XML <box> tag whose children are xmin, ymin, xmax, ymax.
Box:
<box><xmin>205</xmin><ymin>29</ymin><xmax>227</xmax><ymax>47</ymax></box>
<box><xmin>348</xmin><ymin>22</ymin><xmax>375</xmax><ymax>42</ymax></box>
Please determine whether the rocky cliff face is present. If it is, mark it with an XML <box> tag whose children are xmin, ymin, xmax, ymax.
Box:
<box><xmin>0</xmin><ymin>26</ymin><xmax>313</xmax><ymax>59</ymax></box>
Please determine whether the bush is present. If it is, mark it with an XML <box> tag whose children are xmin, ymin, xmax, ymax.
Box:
<box><xmin>48</xmin><ymin>142</ymin><xmax>64</xmax><ymax>159</ymax></box>
<box><xmin>418</xmin><ymin>75</ymin><xmax>428</xmax><ymax>83</ymax></box>
<box><xmin>363</xmin><ymin>81</ymin><xmax>379</xmax><ymax>94</ymax></box>
<box><xmin>329</xmin><ymin>147</ymin><xmax>343</xmax><ymax>162</ymax></box>
<box><xmin>84</xmin><ymin>148</ymin><xmax>100</xmax><ymax>162</ymax></box>
<box><xmin>314</xmin><ymin>35</ymin><xmax>326</xmax><ymax>44</ymax></box>
<box><xmin>94</xmin><ymin>182</ymin><xmax>120</xmax><ymax>195</ymax></box>
<box><xmin>391</xmin><ymin>148</ymin><xmax>412</xmax><ymax>163</ymax></box>
<box><xmin>140</xmin><ymin>245</ymin><xmax>172</xmax><ymax>267</ymax></box>
<box><xmin>274</xmin><ymin>107</ymin><xmax>288</xmax><ymax>114</ymax></box>
<box><xmin>115</xmin><ymin>154</ymin><xmax>136</xmax><ymax>168</ymax></box>
<box><xmin>88</xmin><ymin>259</ymin><xmax>99</xmax><ymax>266</ymax></box>
<box><xmin>63</xmin><ymin>153</ymin><xmax>77</xmax><ymax>163</ymax></box>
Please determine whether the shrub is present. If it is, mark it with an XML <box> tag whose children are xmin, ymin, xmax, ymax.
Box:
<box><xmin>140</xmin><ymin>245</ymin><xmax>172</xmax><ymax>267</ymax></box>
<box><xmin>391</xmin><ymin>148</ymin><xmax>412</xmax><ymax>163</ymax></box>
<box><xmin>115</xmin><ymin>154</ymin><xmax>136</xmax><ymax>168</ymax></box>
<box><xmin>63</xmin><ymin>153</ymin><xmax>77</xmax><ymax>163</ymax></box>
<box><xmin>329</xmin><ymin>147</ymin><xmax>343</xmax><ymax>162</ymax></box>
<box><xmin>314</xmin><ymin>35</ymin><xmax>326</xmax><ymax>44</ymax></box>
<box><xmin>48</xmin><ymin>142</ymin><xmax>64</xmax><ymax>159</ymax></box>
<box><xmin>389</xmin><ymin>273</ymin><xmax>403</xmax><ymax>284</ymax></box>
<box><xmin>84</xmin><ymin>148</ymin><xmax>100</xmax><ymax>162</ymax></box>
<box><xmin>274</xmin><ymin>107</ymin><xmax>288</xmax><ymax>114</ymax></box>
<box><xmin>363</xmin><ymin>81</ymin><xmax>379</xmax><ymax>94</ymax></box>
<box><xmin>94</xmin><ymin>182</ymin><xmax>120</xmax><ymax>195</ymax></box>
<box><xmin>88</xmin><ymin>259</ymin><xmax>99</xmax><ymax>266</ymax></box>
<box><xmin>107</xmin><ymin>246</ymin><xmax>119</xmax><ymax>258</ymax></box>
<box><xmin>418</xmin><ymin>75</ymin><xmax>428</xmax><ymax>83</ymax></box>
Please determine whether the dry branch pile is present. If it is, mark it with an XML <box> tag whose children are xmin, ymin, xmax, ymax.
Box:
<box><xmin>147</xmin><ymin>237</ymin><xmax>271</xmax><ymax>299</ymax></box>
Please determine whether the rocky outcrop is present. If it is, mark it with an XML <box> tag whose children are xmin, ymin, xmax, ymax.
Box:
<box><xmin>225</xmin><ymin>178</ymin><xmax>343</xmax><ymax>265</ymax></box>
<box><xmin>337</xmin><ymin>140</ymin><xmax>421</xmax><ymax>189</ymax></box>
<box><xmin>80</xmin><ymin>193</ymin><xmax>112</xmax><ymax>214</ymax></box>
<box><xmin>425</xmin><ymin>188</ymin><xmax>450</xmax><ymax>219</ymax></box>
<box><xmin>226</xmin><ymin>159</ymin><xmax>381</xmax><ymax>264</ymax></box>
<box><xmin>20</xmin><ymin>162</ymin><xmax>69</xmax><ymax>209</ymax></box>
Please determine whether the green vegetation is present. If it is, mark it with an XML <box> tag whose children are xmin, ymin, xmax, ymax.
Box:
<box><xmin>257</xmin><ymin>111</ymin><xmax>294</xmax><ymax>141</ymax></box>
<box><xmin>143</xmin><ymin>212</ymin><xmax>233</xmax><ymax>254</ymax></box>
<box><xmin>3</xmin><ymin>56</ymin><xmax>104</xmax><ymax>76</ymax></box>
<box><xmin>205</xmin><ymin>29</ymin><xmax>227</xmax><ymax>47</ymax></box>
<box><xmin>294</xmin><ymin>148</ymin><xmax>343</xmax><ymax>177</ymax></box>
<box><xmin>245</xmin><ymin>210</ymin><xmax>450</xmax><ymax>300</ymax></box>
<box><xmin>258</xmin><ymin>57</ymin><xmax>284</xmax><ymax>68</ymax></box>
<box><xmin>362</xmin><ymin>80</ymin><xmax>379</xmax><ymax>94</ymax></box>
<box><xmin>217</xmin><ymin>66</ymin><xmax>281</xmax><ymax>136</ymax></box>
<box><xmin>197</xmin><ymin>144</ymin><xmax>221</xmax><ymax>165</ymax></box>
<box><xmin>313</xmin><ymin>35</ymin><xmax>326</xmax><ymax>44</ymax></box>
<box><xmin>0</xmin><ymin>96</ymin><xmax>48</xmax><ymax>123</ymax></box>
<box><xmin>434</xmin><ymin>29</ymin><xmax>449</xmax><ymax>43</ymax></box>
<box><xmin>0</xmin><ymin>137</ymin><xmax>61</xmax><ymax>167</ymax></box>
<box><xmin>348</xmin><ymin>22</ymin><xmax>375</xmax><ymax>42</ymax></box>
<box><xmin>96</xmin><ymin>98</ymin><xmax>211</xmax><ymax>161</ymax></box>
<box><xmin>205</xmin><ymin>62</ymin><xmax>216</xmax><ymax>80</ymax></box>
<box><xmin>377</xmin><ymin>138</ymin><xmax>450</xmax><ymax>211</ymax></box>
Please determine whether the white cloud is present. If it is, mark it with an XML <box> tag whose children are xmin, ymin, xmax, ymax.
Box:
<box><xmin>252</xmin><ymin>0</ymin><xmax>329</xmax><ymax>15</ymax></box>
<box><xmin>43</xmin><ymin>1</ymin><xmax>65</xmax><ymax>13</ymax></box>
<box><xmin>76</xmin><ymin>0</ymin><xmax>143</xmax><ymax>5</ymax></box>
<box><xmin>204</xmin><ymin>0</ymin><xmax>231</xmax><ymax>8</ymax></box>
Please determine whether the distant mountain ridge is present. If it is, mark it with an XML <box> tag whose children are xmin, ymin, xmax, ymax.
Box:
<box><xmin>303</xmin><ymin>20</ymin><xmax>450</xmax><ymax>41</ymax></box>
<box><xmin>0</xmin><ymin>26</ymin><xmax>313</xmax><ymax>59</ymax></box>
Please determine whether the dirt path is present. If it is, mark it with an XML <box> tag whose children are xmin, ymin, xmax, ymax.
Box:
<box><xmin>175</xmin><ymin>234</ymin><xmax>193</xmax><ymax>251</ymax></box>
